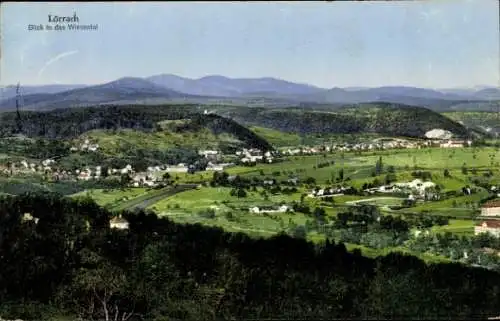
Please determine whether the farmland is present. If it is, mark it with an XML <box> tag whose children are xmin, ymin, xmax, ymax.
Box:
<box><xmin>1</xmin><ymin>105</ymin><xmax>499</xmax><ymax>268</ymax></box>
<box><xmin>61</xmin><ymin>141</ymin><xmax>499</xmax><ymax>268</ymax></box>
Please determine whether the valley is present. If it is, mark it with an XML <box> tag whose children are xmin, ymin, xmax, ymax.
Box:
<box><xmin>1</xmin><ymin>104</ymin><xmax>499</xmax><ymax>270</ymax></box>
<box><xmin>3</xmin><ymin>2</ymin><xmax>500</xmax><ymax>320</ymax></box>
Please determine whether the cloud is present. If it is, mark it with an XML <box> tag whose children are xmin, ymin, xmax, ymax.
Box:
<box><xmin>37</xmin><ymin>50</ymin><xmax>79</xmax><ymax>79</ymax></box>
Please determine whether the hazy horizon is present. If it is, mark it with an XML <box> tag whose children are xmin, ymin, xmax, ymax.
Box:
<box><xmin>0</xmin><ymin>74</ymin><xmax>498</xmax><ymax>91</ymax></box>
<box><xmin>1</xmin><ymin>1</ymin><xmax>499</xmax><ymax>88</ymax></box>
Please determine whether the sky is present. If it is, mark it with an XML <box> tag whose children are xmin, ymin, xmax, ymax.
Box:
<box><xmin>1</xmin><ymin>1</ymin><xmax>499</xmax><ymax>89</ymax></box>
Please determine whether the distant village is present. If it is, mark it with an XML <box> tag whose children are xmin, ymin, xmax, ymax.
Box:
<box><xmin>280</xmin><ymin>138</ymin><xmax>473</xmax><ymax>156</ymax></box>
<box><xmin>0</xmin><ymin>135</ymin><xmax>475</xmax><ymax>189</ymax></box>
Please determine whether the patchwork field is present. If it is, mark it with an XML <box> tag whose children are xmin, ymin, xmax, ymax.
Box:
<box><xmin>225</xmin><ymin>147</ymin><xmax>499</xmax><ymax>186</ymax></box>
<box><xmin>149</xmin><ymin>186</ymin><xmax>301</xmax><ymax>214</ymax></box>
<box><xmin>71</xmin><ymin>188</ymin><xmax>149</xmax><ymax>207</ymax></box>
<box><xmin>431</xmin><ymin>219</ymin><xmax>474</xmax><ymax>236</ymax></box>
<box><xmin>57</xmin><ymin>143</ymin><xmax>500</xmax><ymax>269</ymax></box>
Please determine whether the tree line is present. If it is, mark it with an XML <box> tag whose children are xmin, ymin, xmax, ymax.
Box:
<box><xmin>0</xmin><ymin>192</ymin><xmax>500</xmax><ymax>320</ymax></box>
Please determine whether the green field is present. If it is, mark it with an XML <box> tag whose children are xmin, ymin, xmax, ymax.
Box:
<box><xmin>149</xmin><ymin>186</ymin><xmax>301</xmax><ymax>214</ymax></box>
<box><xmin>345</xmin><ymin>243</ymin><xmax>451</xmax><ymax>264</ymax></box>
<box><xmin>222</xmin><ymin>147</ymin><xmax>499</xmax><ymax>189</ymax></box>
<box><xmin>56</xmin><ymin>144</ymin><xmax>498</xmax><ymax>266</ymax></box>
<box><xmin>399</xmin><ymin>191</ymin><xmax>489</xmax><ymax>218</ymax></box>
<box><xmin>249</xmin><ymin>126</ymin><xmax>302</xmax><ymax>147</ymax></box>
<box><xmin>431</xmin><ymin>219</ymin><xmax>474</xmax><ymax>236</ymax></box>
<box><xmin>76</xmin><ymin>128</ymin><xmax>229</xmax><ymax>155</ymax></box>
<box><xmin>71</xmin><ymin>188</ymin><xmax>149</xmax><ymax>207</ymax></box>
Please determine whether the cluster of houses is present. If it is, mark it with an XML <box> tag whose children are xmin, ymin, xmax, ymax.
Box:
<box><xmin>22</xmin><ymin>211</ymin><xmax>130</xmax><ymax>230</ymax></box>
<box><xmin>279</xmin><ymin>138</ymin><xmax>473</xmax><ymax>156</ymax></box>
<box><xmin>436</xmin><ymin>139</ymin><xmax>473</xmax><ymax>148</ymax></box>
<box><xmin>199</xmin><ymin>148</ymin><xmax>274</xmax><ymax>165</ymax></box>
<box><xmin>1</xmin><ymin>159</ymin><xmax>59</xmax><ymax>176</ymax></box>
<box><xmin>69</xmin><ymin>139</ymin><xmax>100</xmax><ymax>152</ymax></box>
<box><xmin>249</xmin><ymin>204</ymin><xmax>291</xmax><ymax>214</ymax></box>
<box><xmin>474</xmin><ymin>200</ymin><xmax>500</xmax><ymax>238</ymax></box>
<box><xmin>307</xmin><ymin>186</ymin><xmax>353</xmax><ymax>198</ymax></box>
<box><xmin>364</xmin><ymin>179</ymin><xmax>438</xmax><ymax>200</ymax></box>
<box><xmin>72</xmin><ymin>164</ymin><xmax>163</xmax><ymax>187</ymax></box>
<box><xmin>236</xmin><ymin>148</ymin><xmax>274</xmax><ymax>164</ymax></box>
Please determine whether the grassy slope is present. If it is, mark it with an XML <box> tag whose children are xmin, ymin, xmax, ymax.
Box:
<box><xmin>149</xmin><ymin>186</ymin><xmax>301</xmax><ymax>213</ymax></box>
<box><xmin>77</xmin><ymin>127</ymin><xmax>237</xmax><ymax>156</ymax></box>
<box><xmin>225</xmin><ymin>147</ymin><xmax>499</xmax><ymax>185</ymax></box>
<box><xmin>249</xmin><ymin>126</ymin><xmax>302</xmax><ymax>147</ymax></box>
<box><xmin>71</xmin><ymin>188</ymin><xmax>149</xmax><ymax>207</ymax></box>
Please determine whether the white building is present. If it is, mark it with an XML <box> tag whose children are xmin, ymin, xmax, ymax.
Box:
<box><xmin>395</xmin><ymin>179</ymin><xmax>435</xmax><ymax>195</ymax></box>
<box><xmin>249</xmin><ymin>205</ymin><xmax>291</xmax><ymax>214</ymax></box>
<box><xmin>42</xmin><ymin>159</ymin><xmax>56</xmax><ymax>167</ymax></box>
<box><xmin>165</xmin><ymin>165</ymin><xmax>188</xmax><ymax>173</ymax></box>
<box><xmin>199</xmin><ymin>150</ymin><xmax>219</xmax><ymax>157</ymax></box>
<box><xmin>475</xmin><ymin>220</ymin><xmax>500</xmax><ymax>237</ymax></box>
<box><xmin>110</xmin><ymin>215</ymin><xmax>129</xmax><ymax>230</ymax></box>
<box><xmin>22</xmin><ymin>213</ymin><xmax>39</xmax><ymax>224</ymax></box>
<box><xmin>481</xmin><ymin>200</ymin><xmax>500</xmax><ymax>217</ymax></box>
<box><xmin>440</xmin><ymin>140</ymin><xmax>466</xmax><ymax>148</ymax></box>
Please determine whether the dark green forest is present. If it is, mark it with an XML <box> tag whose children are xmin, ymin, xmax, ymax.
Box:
<box><xmin>222</xmin><ymin>103</ymin><xmax>471</xmax><ymax>138</ymax></box>
<box><xmin>1</xmin><ymin>193</ymin><xmax>499</xmax><ymax>320</ymax></box>
<box><xmin>1</xmin><ymin>103</ymin><xmax>473</xmax><ymax>143</ymax></box>
<box><xmin>0</xmin><ymin>105</ymin><xmax>273</xmax><ymax>151</ymax></box>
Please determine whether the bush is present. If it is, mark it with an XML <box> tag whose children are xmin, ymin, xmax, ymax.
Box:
<box><xmin>198</xmin><ymin>208</ymin><xmax>216</xmax><ymax>219</ymax></box>
<box><xmin>290</xmin><ymin>225</ymin><xmax>307</xmax><ymax>239</ymax></box>
<box><xmin>0</xmin><ymin>301</ymin><xmax>60</xmax><ymax>320</ymax></box>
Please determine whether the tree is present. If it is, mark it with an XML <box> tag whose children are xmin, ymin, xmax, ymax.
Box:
<box><xmin>236</xmin><ymin>188</ymin><xmax>247</xmax><ymax>198</ymax></box>
<box><xmin>375</xmin><ymin>156</ymin><xmax>383</xmax><ymax>175</ymax></box>
<box><xmin>64</xmin><ymin>249</ymin><xmax>136</xmax><ymax>321</ymax></box>
<box><xmin>384</xmin><ymin>173</ymin><xmax>397</xmax><ymax>185</ymax></box>
<box><xmin>313</xmin><ymin>207</ymin><xmax>326</xmax><ymax>222</ymax></box>
<box><xmin>443</xmin><ymin>169</ymin><xmax>451</xmax><ymax>177</ymax></box>
<box><xmin>162</xmin><ymin>172</ymin><xmax>171</xmax><ymax>182</ymax></box>
<box><xmin>120</xmin><ymin>174</ymin><xmax>131</xmax><ymax>186</ymax></box>
<box><xmin>290</xmin><ymin>225</ymin><xmax>307</xmax><ymax>239</ymax></box>
<box><xmin>304</xmin><ymin>177</ymin><xmax>316</xmax><ymax>185</ymax></box>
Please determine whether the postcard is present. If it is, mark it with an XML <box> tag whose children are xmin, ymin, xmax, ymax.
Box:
<box><xmin>0</xmin><ymin>1</ymin><xmax>499</xmax><ymax>320</ymax></box>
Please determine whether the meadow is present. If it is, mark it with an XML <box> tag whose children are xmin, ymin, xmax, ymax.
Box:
<box><xmin>149</xmin><ymin>186</ymin><xmax>301</xmax><ymax>214</ymax></box>
<box><xmin>226</xmin><ymin>147</ymin><xmax>499</xmax><ymax>184</ymax></box>
<box><xmin>71</xmin><ymin>188</ymin><xmax>149</xmax><ymax>207</ymax></box>
<box><xmin>431</xmin><ymin>219</ymin><xmax>474</xmax><ymax>236</ymax></box>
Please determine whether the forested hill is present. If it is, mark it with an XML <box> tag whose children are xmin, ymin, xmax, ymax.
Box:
<box><xmin>1</xmin><ymin>193</ymin><xmax>500</xmax><ymax>320</ymax></box>
<box><xmin>221</xmin><ymin>103</ymin><xmax>472</xmax><ymax>138</ymax></box>
<box><xmin>0</xmin><ymin>105</ymin><xmax>273</xmax><ymax>151</ymax></box>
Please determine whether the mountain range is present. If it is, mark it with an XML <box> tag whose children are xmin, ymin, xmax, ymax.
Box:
<box><xmin>1</xmin><ymin>74</ymin><xmax>499</xmax><ymax>112</ymax></box>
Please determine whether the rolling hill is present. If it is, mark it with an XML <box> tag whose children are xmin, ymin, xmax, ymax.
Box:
<box><xmin>219</xmin><ymin>103</ymin><xmax>472</xmax><ymax>139</ymax></box>
<box><xmin>2</xmin><ymin>74</ymin><xmax>498</xmax><ymax>112</ymax></box>
<box><xmin>442</xmin><ymin>111</ymin><xmax>500</xmax><ymax>137</ymax></box>
<box><xmin>0</xmin><ymin>78</ymin><xmax>200</xmax><ymax>111</ymax></box>
<box><xmin>146</xmin><ymin>74</ymin><xmax>324</xmax><ymax>97</ymax></box>
<box><xmin>0</xmin><ymin>84</ymin><xmax>87</xmax><ymax>100</ymax></box>
<box><xmin>0</xmin><ymin>105</ymin><xmax>273</xmax><ymax>152</ymax></box>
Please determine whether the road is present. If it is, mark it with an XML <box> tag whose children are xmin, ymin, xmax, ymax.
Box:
<box><xmin>112</xmin><ymin>184</ymin><xmax>198</xmax><ymax>211</ymax></box>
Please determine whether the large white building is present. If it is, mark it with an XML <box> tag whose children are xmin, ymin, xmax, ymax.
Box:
<box><xmin>481</xmin><ymin>200</ymin><xmax>500</xmax><ymax>217</ymax></box>
<box><xmin>475</xmin><ymin>200</ymin><xmax>500</xmax><ymax>237</ymax></box>
<box><xmin>475</xmin><ymin>220</ymin><xmax>500</xmax><ymax>237</ymax></box>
